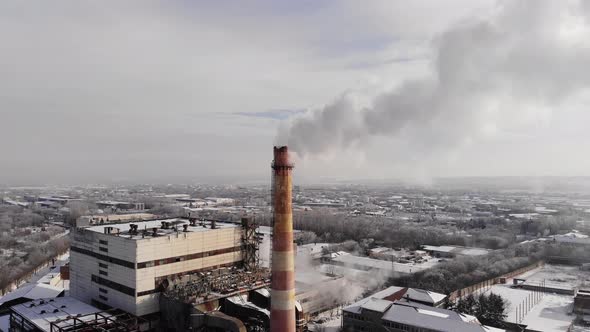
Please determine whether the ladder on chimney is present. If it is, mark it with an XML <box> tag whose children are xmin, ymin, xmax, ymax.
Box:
<box><xmin>269</xmin><ymin>166</ymin><xmax>275</xmax><ymax>272</ymax></box>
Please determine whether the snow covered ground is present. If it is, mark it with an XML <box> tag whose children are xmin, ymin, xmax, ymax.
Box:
<box><xmin>307</xmin><ymin>311</ymin><xmax>342</xmax><ymax>332</ymax></box>
<box><xmin>520</xmin><ymin>294</ymin><xmax>575</xmax><ymax>332</ymax></box>
<box><xmin>482</xmin><ymin>265</ymin><xmax>582</xmax><ymax>332</ymax></box>
<box><xmin>521</xmin><ymin>264</ymin><xmax>589</xmax><ymax>292</ymax></box>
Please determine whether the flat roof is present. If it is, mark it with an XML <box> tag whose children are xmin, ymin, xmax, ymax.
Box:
<box><xmin>422</xmin><ymin>245</ymin><xmax>490</xmax><ymax>256</ymax></box>
<box><xmin>83</xmin><ymin>218</ymin><xmax>239</xmax><ymax>239</ymax></box>
<box><xmin>10</xmin><ymin>297</ymin><xmax>103</xmax><ymax>332</ymax></box>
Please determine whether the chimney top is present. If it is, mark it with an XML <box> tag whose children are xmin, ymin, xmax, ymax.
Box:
<box><xmin>272</xmin><ymin>146</ymin><xmax>293</xmax><ymax>169</ymax></box>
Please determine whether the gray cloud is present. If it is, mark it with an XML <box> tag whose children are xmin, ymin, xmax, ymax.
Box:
<box><xmin>6</xmin><ymin>0</ymin><xmax>589</xmax><ymax>184</ymax></box>
<box><xmin>281</xmin><ymin>0</ymin><xmax>590</xmax><ymax>166</ymax></box>
<box><xmin>234</xmin><ymin>109</ymin><xmax>306</xmax><ymax>120</ymax></box>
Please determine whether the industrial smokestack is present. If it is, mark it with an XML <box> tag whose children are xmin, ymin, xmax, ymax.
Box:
<box><xmin>270</xmin><ymin>146</ymin><xmax>296</xmax><ymax>332</ymax></box>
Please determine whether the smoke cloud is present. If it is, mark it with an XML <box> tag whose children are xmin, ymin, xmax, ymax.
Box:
<box><xmin>281</xmin><ymin>1</ymin><xmax>590</xmax><ymax>161</ymax></box>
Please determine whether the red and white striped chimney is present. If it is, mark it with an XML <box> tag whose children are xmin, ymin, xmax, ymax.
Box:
<box><xmin>270</xmin><ymin>146</ymin><xmax>296</xmax><ymax>332</ymax></box>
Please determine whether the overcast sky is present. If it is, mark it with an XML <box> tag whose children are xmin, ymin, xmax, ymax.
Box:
<box><xmin>1</xmin><ymin>0</ymin><xmax>590</xmax><ymax>185</ymax></box>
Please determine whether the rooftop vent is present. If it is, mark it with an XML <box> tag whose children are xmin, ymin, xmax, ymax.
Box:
<box><xmin>152</xmin><ymin>227</ymin><xmax>158</xmax><ymax>236</ymax></box>
<box><xmin>104</xmin><ymin>227</ymin><xmax>120</xmax><ymax>235</ymax></box>
<box><xmin>211</xmin><ymin>220</ymin><xmax>217</xmax><ymax>229</ymax></box>
<box><xmin>183</xmin><ymin>224</ymin><xmax>189</xmax><ymax>232</ymax></box>
<box><xmin>40</xmin><ymin>310</ymin><xmax>46</xmax><ymax>314</ymax></box>
<box><xmin>53</xmin><ymin>309</ymin><xmax>59</xmax><ymax>313</ymax></box>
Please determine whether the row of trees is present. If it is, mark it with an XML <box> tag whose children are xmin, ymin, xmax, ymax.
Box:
<box><xmin>450</xmin><ymin>293</ymin><xmax>507</xmax><ymax>328</ymax></box>
<box><xmin>388</xmin><ymin>240</ymin><xmax>585</xmax><ymax>295</ymax></box>
<box><xmin>0</xmin><ymin>236</ymin><xmax>69</xmax><ymax>291</ymax></box>
<box><xmin>0</xmin><ymin>205</ymin><xmax>70</xmax><ymax>291</ymax></box>
<box><xmin>388</xmin><ymin>242</ymin><xmax>547</xmax><ymax>294</ymax></box>
<box><xmin>289</xmin><ymin>209</ymin><xmax>524</xmax><ymax>250</ymax></box>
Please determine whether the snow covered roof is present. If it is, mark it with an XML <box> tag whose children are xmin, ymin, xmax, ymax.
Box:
<box><xmin>380</xmin><ymin>301</ymin><xmax>491</xmax><ymax>332</ymax></box>
<box><xmin>84</xmin><ymin>218</ymin><xmax>238</xmax><ymax>239</ymax></box>
<box><xmin>360</xmin><ymin>298</ymin><xmax>393</xmax><ymax>313</ymax></box>
<box><xmin>369</xmin><ymin>286</ymin><xmax>446</xmax><ymax>305</ymax></box>
<box><xmin>9</xmin><ymin>297</ymin><xmax>103</xmax><ymax>332</ymax></box>
<box><xmin>344</xmin><ymin>288</ymin><xmax>505</xmax><ymax>332</ymax></box>
<box><xmin>0</xmin><ymin>284</ymin><xmax>63</xmax><ymax>306</ymax></box>
<box><xmin>422</xmin><ymin>245</ymin><xmax>490</xmax><ymax>256</ymax></box>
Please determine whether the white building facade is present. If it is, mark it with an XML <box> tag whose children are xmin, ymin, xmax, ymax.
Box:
<box><xmin>70</xmin><ymin>219</ymin><xmax>243</xmax><ymax>316</ymax></box>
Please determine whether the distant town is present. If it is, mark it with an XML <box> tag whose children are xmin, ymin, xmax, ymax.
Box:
<box><xmin>0</xmin><ymin>176</ymin><xmax>589</xmax><ymax>331</ymax></box>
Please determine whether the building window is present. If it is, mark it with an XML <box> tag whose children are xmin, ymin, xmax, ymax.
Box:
<box><xmin>99</xmin><ymin>295</ymin><xmax>108</xmax><ymax>301</ymax></box>
<box><xmin>99</xmin><ymin>270</ymin><xmax>108</xmax><ymax>276</ymax></box>
<box><xmin>99</xmin><ymin>247</ymin><xmax>108</xmax><ymax>252</ymax></box>
<box><xmin>99</xmin><ymin>263</ymin><xmax>108</xmax><ymax>269</ymax></box>
<box><xmin>99</xmin><ymin>288</ymin><xmax>108</xmax><ymax>294</ymax></box>
<box><xmin>99</xmin><ymin>240</ymin><xmax>108</xmax><ymax>245</ymax></box>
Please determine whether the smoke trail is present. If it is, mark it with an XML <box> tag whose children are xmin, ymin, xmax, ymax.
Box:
<box><xmin>281</xmin><ymin>1</ymin><xmax>590</xmax><ymax>159</ymax></box>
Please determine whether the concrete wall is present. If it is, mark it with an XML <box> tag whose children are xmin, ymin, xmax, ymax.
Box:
<box><xmin>70</xmin><ymin>226</ymin><xmax>243</xmax><ymax>316</ymax></box>
<box><xmin>70</xmin><ymin>229</ymin><xmax>138</xmax><ymax>314</ymax></box>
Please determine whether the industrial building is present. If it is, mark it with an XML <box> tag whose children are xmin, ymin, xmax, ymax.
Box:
<box><xmin>75</xmin><ymin>213</ymin><xmax>157</xmax><ymax>227</ymax></box>
<box><xmin>343</xmin><ymin>288</ymin><xmax>505</xmax><ymax>332</ymax></box>
<box><xmin>158</xmin><ymin>266</ymin><xmax>275</xmax><ymax>331</ymax></box>
<box><xmin>70</xmin><ymin>217</ymin><xmax>252</xmax><ymax>317</ymax></box>
<box><xmin>574</xmin><ymin>289</ymin><xmax>590</xmax><ymax>315</ymax></box>
<box><xmin>326</xmin><ymin>251</ymin><xmax>434</xmax><ymax>276</ymax></box>
<box><xmin>96</xmin><ymin>201</ymin><xmax>146</xmax><ymax>212</ymax></box>
<box><xmin>421</xmin><ymin>245</ymin><xmax>491</xmax><ymax>258</ymax></box>
<box><xmin>8</xmin><ymin>297</ymin><xmax>147</xmax><ymax>332</ymax></box>
<box><xmin>0</xmin><ymin>284</ymin><xmax>64</xmax><ymax>313</ymax></box>
<box><xmin>367</xmin><ymin>286</ymin><xmax>447</xmax><ymax>307</ymax></box>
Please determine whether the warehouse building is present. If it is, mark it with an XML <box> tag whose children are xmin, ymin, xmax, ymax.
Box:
<box><xmin>343</xmin><ymin>288</ymin><xmax>505</xmax><ymax>332</ymax></box>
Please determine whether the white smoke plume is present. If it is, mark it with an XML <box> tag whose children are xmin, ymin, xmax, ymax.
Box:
<box><xmin>280</xmin><ymin>1</ymin><xmax>590</xmax><ymax>161</ymax></box>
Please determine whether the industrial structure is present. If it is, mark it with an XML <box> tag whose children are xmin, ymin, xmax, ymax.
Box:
<box><xmin>46</xmin><ymin>146</ymin><xmax>302</xmax><ymax>331</ymax></box>
<box><xmin>574</xmin><ymin>289</ymin><xmax>590</xmax><ymax>316</ymax></box>
<box><xmin>70</xmin><ymin>217</ymin><xmax>259</xmax><ymax>317</ymax></box>
<box><xmin>8</xmin><ymin>297</ymin><xmax>148</xmax><ymax>332</ymax></box>
<box><xmin>270</xmin><ymin>146</ymin><xmax>296</xmax><ymax>332</ymax></box>
<box><xmin>343</xmin><ymin>287</ymin><xmax>505</xmax><ymax>332</ymax></box>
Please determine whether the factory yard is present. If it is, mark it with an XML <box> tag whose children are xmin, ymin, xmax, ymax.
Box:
<box><xmin>519</xmin><ymin>264</ymin><xmax>590</xmax><ymax>294</ymax></box>
<box><xmin>480</xmin><ymin>264</ymin><xmax>588</xmax><ymax>331</ymax></box>
<box><xmin>520</xmin><ymin>294</ymin><xmax>575</xmax><ymax>332</ymax></box>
